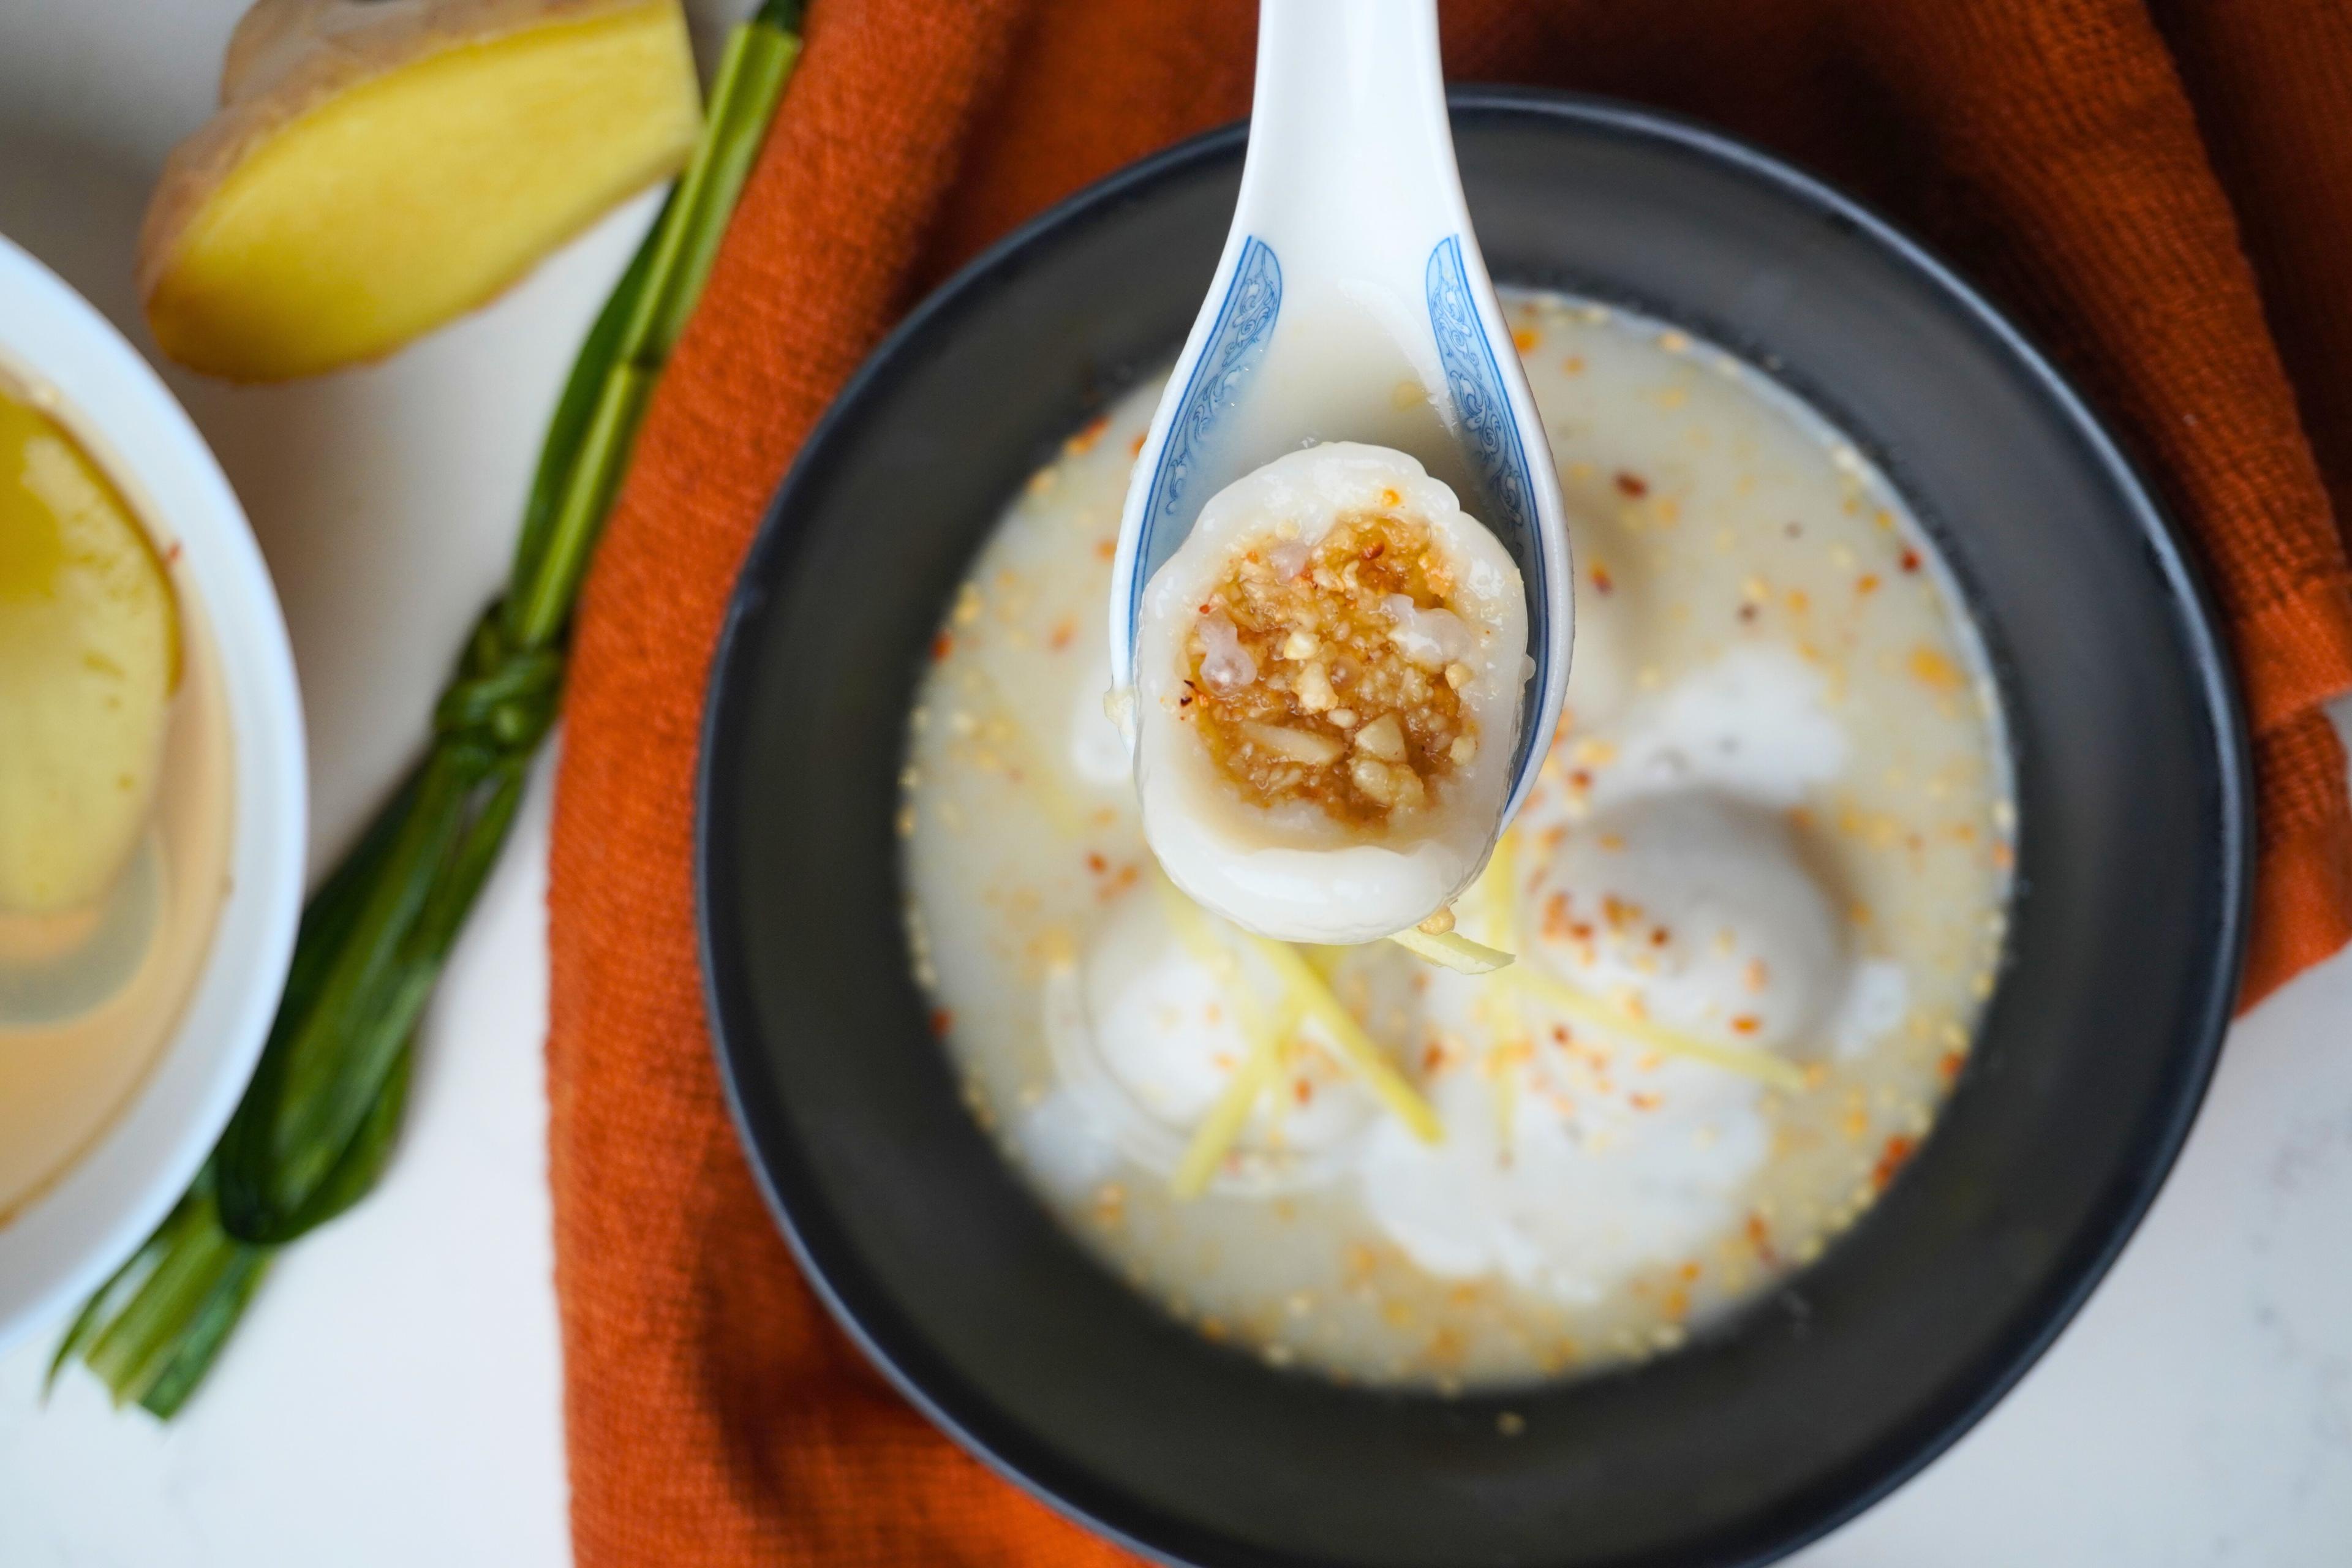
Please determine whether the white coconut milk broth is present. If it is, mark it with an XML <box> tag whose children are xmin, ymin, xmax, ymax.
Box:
<box><xmin>902</xmin><ymin>290</ymin><xmax>2013</xmax><ymax>1390</ymax></box>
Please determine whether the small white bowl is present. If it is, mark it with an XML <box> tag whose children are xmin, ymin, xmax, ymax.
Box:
<box><xmin>0</xmin><ymin>234</ymin><xmax>306</xmax><ymax>1353</ymax></box>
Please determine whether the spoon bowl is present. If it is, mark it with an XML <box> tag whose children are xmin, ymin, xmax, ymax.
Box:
<box><xmin>1107</xmin><ymin>0</ymin><xmax>1570</xmax><ymax>823</ymax></box>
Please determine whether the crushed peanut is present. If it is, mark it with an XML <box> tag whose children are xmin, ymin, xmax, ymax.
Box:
<box><xmin>1182</xmin><ymin>511</ymin><xmax>1475</xmax><ymax>827</ymax></box>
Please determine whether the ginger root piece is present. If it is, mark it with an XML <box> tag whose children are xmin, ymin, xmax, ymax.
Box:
<box><xmin>140</xmin><ymin>0</ymin><xmax>702</xmax><ymax>381</ymax></box>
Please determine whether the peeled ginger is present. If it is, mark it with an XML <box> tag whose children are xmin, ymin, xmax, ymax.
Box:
<box><xmin>140</xmin><ymin>0</ymin><xmax>703</xmax><ymax>381</ymax></box>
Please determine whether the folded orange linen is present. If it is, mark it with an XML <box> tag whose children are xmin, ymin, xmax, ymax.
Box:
<box><xmin>547</xmin><ymin>2</ymin><xmax>2352</xmax><ymax>1562</ymax></box>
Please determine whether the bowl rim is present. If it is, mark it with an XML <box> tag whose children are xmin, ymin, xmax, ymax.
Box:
<box><xmin>698</xmin><ymin>86</ymin><xmax>2250</xmax><ymax>1567</ymax></box>
<box><xmin>0</xmin><ymin>233</ymin><xmax>308</xmax><ymax>1356</ymax></box>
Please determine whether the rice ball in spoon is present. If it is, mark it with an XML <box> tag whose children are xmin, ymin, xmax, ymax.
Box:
<box><xmin>1135</xmin><ymin>443</ymin><xmax>1529</xmax><ymax>943</ymax></box>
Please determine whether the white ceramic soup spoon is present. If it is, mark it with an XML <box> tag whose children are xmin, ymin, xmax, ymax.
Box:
<box><xmin>1108</xmin><ymin>0</ymin><xmax>1571</xmax><ymax>828</ymax></box>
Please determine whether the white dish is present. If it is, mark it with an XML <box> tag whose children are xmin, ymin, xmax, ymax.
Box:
<box><xmin>0</xmin><ymin>233</ymin><xmax>305</xmax><ymax>1353</ymax></box>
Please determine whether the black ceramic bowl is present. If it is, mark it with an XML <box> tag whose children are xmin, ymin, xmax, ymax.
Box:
<box><xmin>698</xmin><ymin>91</ymin><xmax>2247</xmax><ymax>1568</ymax></box>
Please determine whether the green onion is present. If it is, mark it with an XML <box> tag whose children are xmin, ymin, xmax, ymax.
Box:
<box><xmin>49</xmin><ymin>0</ymin><xmax>806</xmax><ymax>1418</ymax></box>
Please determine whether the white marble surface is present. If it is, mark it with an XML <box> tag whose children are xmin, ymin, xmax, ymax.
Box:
<box><xmin>1</xmin><ymin>2</ymin><xmax>2348</xmax><ymax>1563</ymax></box>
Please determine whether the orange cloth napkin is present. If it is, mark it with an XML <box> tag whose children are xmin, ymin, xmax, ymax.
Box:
<box><xmin>546</xmin><ymin>1</ymin><xmax>2352</xmax><ymax>1561</ymax></box>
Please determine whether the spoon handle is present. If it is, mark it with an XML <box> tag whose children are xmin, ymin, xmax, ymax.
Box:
<box><xmin>1112</xmin><ymin>0</ymin><xmax>1575</xmax><ymax>818</ymax></box>
<box><xmin>1239</xmin><ymin>0</ymin><xmax>1455</xmax><ymax>272</ymax></box>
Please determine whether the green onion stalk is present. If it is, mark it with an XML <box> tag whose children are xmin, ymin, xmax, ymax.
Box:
<box><xmin>48</xmin><ymin>0</ymin><xmax>807</xmax><ymax>1419</ymax></box>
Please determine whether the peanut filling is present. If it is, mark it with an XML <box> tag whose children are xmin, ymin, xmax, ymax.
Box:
<box><xmin>1179</xmin><ymin>507</ymin><xmax>1479</xmax><ymax>827</ymax></box>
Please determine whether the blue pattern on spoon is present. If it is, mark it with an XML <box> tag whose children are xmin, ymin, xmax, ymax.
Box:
<box><xmin>1127</xmin><ymin>235</ymin><xmax>1283</xmax><ymax>643</ymax></box>
<box><xmin>1427</xmin><ymin>233</ymin><xmax>1548</xmax><ymax>815</ymax></box>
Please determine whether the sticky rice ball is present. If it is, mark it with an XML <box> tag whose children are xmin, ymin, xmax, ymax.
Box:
<box><xmin>1357</xmin><ymin>1061</ymin><xmax>1770</xmax><ymax>1303</ymax></box>
<box><xmin>1038</xmin><ymin>890</ymin><xmax>1374</xmax><ymax>1191</ymax></box>
<box><xmin>1524</xmin><ymin>790</ymin><xmax>1845</xmax><ymax>1055</ymax></box>
<box><xmin>1135</xmin><ymin>443</ymin><xmax>1529</xmax><ymax>944</ymax></box>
